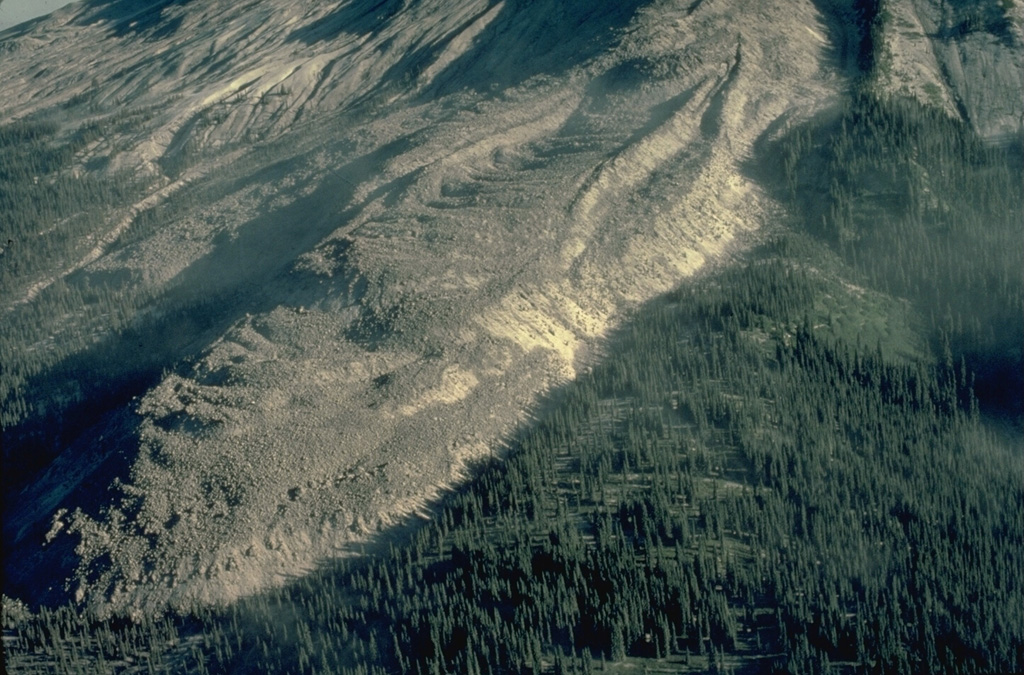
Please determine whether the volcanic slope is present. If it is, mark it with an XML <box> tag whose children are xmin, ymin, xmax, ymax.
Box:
<box><xmin>1</xmin><ymin>0</ymin><xmax>1019</xmax><ymax>615</ymax></box>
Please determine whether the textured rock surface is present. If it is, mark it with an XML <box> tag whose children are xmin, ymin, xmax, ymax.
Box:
<box><xmin>879</xmin><ymin>0</ymin><xmax>1023</xmax><ymax>140</ymax></box>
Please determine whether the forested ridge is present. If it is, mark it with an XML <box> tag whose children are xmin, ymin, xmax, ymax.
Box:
<box><xmin>4</xmin><ymin>87</ymin><xmax>1022</xmax><ymax>675</ymax></box>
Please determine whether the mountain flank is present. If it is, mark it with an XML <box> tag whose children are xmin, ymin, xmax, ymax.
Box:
<box><xmin>1</xmin><ymin>0</ymin><xmax>1021</xmax><ymax>620</ymax></box>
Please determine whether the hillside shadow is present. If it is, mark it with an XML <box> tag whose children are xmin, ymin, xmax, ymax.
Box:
<box><xmin>75</xmin><ymin>0</ymin><xmax>194</xmax><ymax>41</ymax></box>
<box><xmin>413</xmin><ymin>0</ymin><xmax>648</xmax><ymax>98</ymax></box>
<box><xmin>570</xmin><ymin>61</ymin><xmax>701</xmax><ymax>131</ymax></box>
<box><xmin>807</xmin><ymin>0</ymin><xmax>874</xmax><ymax>76</ymax></box>
<box><xmin>287</xmin><ymin>0</ymin><xmax>407</xmax><ymax>45</ymax></box>
<box><xmin>290</xmin><ymin>0</ymin><xmax>650</xmax><ymax>103</ymax></box>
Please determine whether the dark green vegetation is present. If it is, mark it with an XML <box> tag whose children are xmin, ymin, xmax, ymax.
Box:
<box><xmin>1</xmin><ymin>115</ymin><xmax>154</xmax><ymax>432</ymax></box>
<box><xmin>0</xmin><ymin>110</ymin><xmax>276</xmax><ymax>489</ymax></box>
<box><xmin>778</xmin><ymin>92</ymin><xmax>1023</xmax><ymax>420</ymax></box>
<box><xmin>4</xmin><ymin>92</ymin><xmax>1022</xmax><ymax>674</ymax></box>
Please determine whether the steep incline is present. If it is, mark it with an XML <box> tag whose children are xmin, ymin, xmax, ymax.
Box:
<box><xmin>878</xmin><ymin>0</ymin><xmax>1023</xmax><ymax>140</ymax></box>
<box><xmin>1</xmin><ymin>0</ymin><xmax>1018</xmax><ymax>615</ymax></box>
